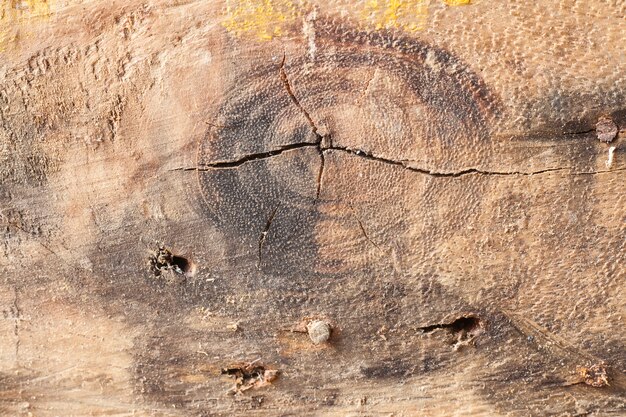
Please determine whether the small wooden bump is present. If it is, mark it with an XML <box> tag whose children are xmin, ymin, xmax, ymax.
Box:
<box><xmin>596</xmin><ymin>116</ymin><xmax>618</xmax><ymax>143</ymax></box>
<box><xmin>307</xmin><ymin>320</ymin><xmax>332</xmax><ymax>344</ymax></box>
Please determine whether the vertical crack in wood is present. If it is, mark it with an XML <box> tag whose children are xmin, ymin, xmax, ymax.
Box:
<box><xmin>13</xmin><ymin>286</ymin><xmax>21</xmax><ymax>365</ymax></box>
<box><xmin>257</xmin><ymin>206</ymin><xmax>279</xmax><ymax>270</ymax></box>
<box><xmin>316</xmin><ymin>149</ymin><xmax>325</xmax><ymax>199</ymax></box>
<box><xmin>348</xmin><ymin>204</ymin><xmax>383</xmax><ymax>253</ymax></box>
<box><xmin>279</xmin><ymin>53</ymin><xmax>323</xmax><ymax>139</ymax></box>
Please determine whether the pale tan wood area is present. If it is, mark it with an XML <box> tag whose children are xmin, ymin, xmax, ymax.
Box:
<box><xmin>1</xmin><ymin>1</ymin><xmax>625</xmax><ymax>416</ymax></box>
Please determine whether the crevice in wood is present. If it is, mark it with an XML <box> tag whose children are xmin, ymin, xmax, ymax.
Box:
<box><xmin>257</xmin><ymin>206</ymin><xmax>279</xmax><ymax>270</ymax></box>
<box><xmin>419</xmin><ymin>315</ymin><xmax>484</xmax><ymax>349</ymax></box>
<box><xmin>348</xmin><ymin>204</ymin><xmax>383</xmax><ymax>253</ymax></box>
<box><xmin>169</xmin><ymin>142</ymin><xmax>319</xmax><ymax>171</ymax></box>
<box><xmin>569</xmin><ymin>167</ymin><xmax>626</xmax><ymax>175</ymax></box>
<box><xmin>173</xmin><ymin>140</ymin><xmax>626</xmax><ymax>177</ymax></box>
<box><xmin>325</xmin><ymin>145</ymin><xmax>626</xmax><ymax>177</ymax></box>
<box><xmin>279</xmin><ymin>53</ymin><xmax>323</xmax><ymax>139</ymax></box>
<box><xmin>12</xmin><ymin>286</ymin><xmax>20</xmax><ymax>364</ymax></box>
<box><xmin>419</xmin><ymin>316</ymin><xmax>481</xmax><ymax>334</ymax></box>
<box><xmin>316</xmin><ymin>148</ymin><xmax>325</xmax><ymax>199</ymax></box>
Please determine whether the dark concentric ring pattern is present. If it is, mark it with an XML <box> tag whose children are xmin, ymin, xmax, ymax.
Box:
<box><xmin>198</xmin><ymin>20</ymin><xmax>499</xmax><ymax>275</ymax></box>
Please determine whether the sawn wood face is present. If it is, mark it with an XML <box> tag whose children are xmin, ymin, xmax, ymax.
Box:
<box><xmin>0</xmin><ymin>1</ymin><xmax>624</xmax><ymax>416</ymax></box>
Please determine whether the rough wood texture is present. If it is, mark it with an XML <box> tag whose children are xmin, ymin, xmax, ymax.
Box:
<box><xmin>1</xmin><ymin>1</ymin><xmax>625</xmax><ymax>416</ymax></box>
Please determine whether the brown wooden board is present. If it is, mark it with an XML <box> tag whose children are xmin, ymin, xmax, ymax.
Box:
<box><xmin>1</xmin><ymin>1</ymin><xmax>625</xmax><ymax>415</ymax></box>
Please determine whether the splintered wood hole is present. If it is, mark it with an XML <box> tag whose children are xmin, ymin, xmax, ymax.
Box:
<box><xmin>171</xmin><ymin>255</ymin><xmax>192</xmax><ymax>274</ymax></box>
<box><xmin>221</xmin><ymin>363</ymin><xmax>279</xmax><ymax>393</ymax></box>
<box><xmin>418</xmin><ymin>315</ymin><xmax>484</xmax><ymax>350</ymax></box>
<box><xmin>419</xmin><ymin>315</ymin><xmax>482</xmax><ymax>334</ymax></box>
<box><xmin>449</xmin><ymin>316</ymin><xmax>481</xmax><ymax>334</ymax></box>
<box><xmin>150</xmin><ymin>245</ymin><xmax>196</xmax><ymax>277</ymax></box>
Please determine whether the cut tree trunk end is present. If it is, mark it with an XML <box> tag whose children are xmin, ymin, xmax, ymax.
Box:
<box><xmin>0</xmin><ymin>1</ymin><xmax>625</xmax><ymax>416</ymax></box>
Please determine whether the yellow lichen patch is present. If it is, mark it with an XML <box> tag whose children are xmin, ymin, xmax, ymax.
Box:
<box><xmin>221</xmin><ymin>0</ymin><xmax>473</xmax><ymax>41</ymax></box>
<box><xmin>0</xmin><ymin>0</ymin><xmax>54</xmax><ymax>51</ymax></box>
<box><xmin>222</xmin><ymin>0</ymin><xmax>299</xmax><ymax>40</ymax></box>
<box><xmin>11</xmin><ymin>0</ymin><xmax>52</xmax><ymax>17</ymax></box>
<box><xmin>361</xmin><ymin>0</ymin><xmax>429</xmax><ymax>32</ymax></box>
<box><xmin>443</xmin><ymin>0</ymin><xmax>471</xmax><ymax>5</ymax></box>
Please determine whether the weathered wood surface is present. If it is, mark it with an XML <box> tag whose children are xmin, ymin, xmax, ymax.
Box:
<box><xmin>1</xmin><ymin>1</ymin><xmax>625</xmax><ymax>416</ymax></box>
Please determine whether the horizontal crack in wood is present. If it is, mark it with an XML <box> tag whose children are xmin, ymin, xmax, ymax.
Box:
<box><xmin>172</xmin><ymin>142</ymin><xmax>625</xmax><ymax>177</ymax></box>
<box><xmin>170</xmin><ymin>142</ymin><xmax>319</xmax><ymax>171</ymax></box>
